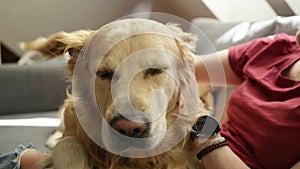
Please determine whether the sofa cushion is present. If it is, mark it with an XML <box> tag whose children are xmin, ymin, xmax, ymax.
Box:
<box><xmin>190</xmin><ymin>17</ymin><xmax>238</xmax><ymax>54</ymax></box>
<box><xmin>275</xmin><ymin>16</ymin><xmax>300</xmax><ymax>34</ymax></box>
<box><xmin>0</xmin><ymin>58</ymin><xmax>68</xmax><ymax>115</ymax></box>
<box><xmin>192</xmin><ymin>16</ymin><xmax>300</xmax><ymax>52</ymax></box>
<box><xmin>0</xmin><ymin>111</ymin><xmax>59</xmax><ymax>152</ymax></box>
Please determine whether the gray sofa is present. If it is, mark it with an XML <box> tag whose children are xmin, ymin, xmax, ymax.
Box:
<box><xmin>0</xmin><ymin>58</ymin><xmax>68</xmax><ymax>152</ymax></box>
<box><xmin>0</xmin><ymin>15</ymin><xmax>299</xmax><ymax>154</ymax></box>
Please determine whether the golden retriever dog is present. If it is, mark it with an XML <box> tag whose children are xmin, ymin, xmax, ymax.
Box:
<box><xmin>21</xmin><ymin>18</ymin><xmax>210</xmax><ymax>169</ymax></box>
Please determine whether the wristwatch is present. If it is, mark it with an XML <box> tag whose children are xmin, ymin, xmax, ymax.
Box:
<box><xmin>190</xmin><ymin>115</ymin><xmax>221</xmax><ymax>141</ymax></box>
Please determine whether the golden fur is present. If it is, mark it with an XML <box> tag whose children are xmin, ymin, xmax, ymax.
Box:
<box><xmin>21</xmin><ymin>19</ymin><xmax>210</xmax><ymax>169</ymax></box>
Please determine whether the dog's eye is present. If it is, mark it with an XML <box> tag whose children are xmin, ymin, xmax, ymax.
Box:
<box><xmin>145</xmin><ymin>68</ymin><xmax>163</xmax><ymax>77</ymax></box>
<box><xmin>96</xmin><ymin>69</ymin><xmax>114</xmax><ymax>80</ymax></box>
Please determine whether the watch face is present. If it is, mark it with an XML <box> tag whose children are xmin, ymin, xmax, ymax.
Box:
<box><xmin>190</xmin><ymin>115</ymin><xmax>221</xmax><ymax>140</ymax></box>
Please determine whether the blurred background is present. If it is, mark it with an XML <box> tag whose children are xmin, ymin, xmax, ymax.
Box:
<box><xmin>0</xmin><ymin>0</ymin><xmax>299</xmax><ymax>57</ymax></box>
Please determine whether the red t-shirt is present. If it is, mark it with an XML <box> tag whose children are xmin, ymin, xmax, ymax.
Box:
<box><xmin>221</xmin><ymin>33</ymin><xmax>300</xmax><ymax>169</ymax></box>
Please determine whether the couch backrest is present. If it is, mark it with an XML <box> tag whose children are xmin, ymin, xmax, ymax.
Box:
<box><xmin>0</xmin><ymin>60</ymin><xmax>69</xmax><ymax>114</ymax></box>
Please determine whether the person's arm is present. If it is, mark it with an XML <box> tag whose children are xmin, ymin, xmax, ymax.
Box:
<box><xmin>296</xmin><ymin>28</ymin><xmax>300</xmax><ymax>48</ymax></box>
<box><xmin>291</xmin><ymin>161</ymin><xmax>300</xmax><ymax>169</ymax></box>
<box><xmin>194</xmin><ymin>49</ymin><xmax>243</xmax><ymax>86</ymax></box>
<box><xmin>201</xmin><ymin>146</ymin><xmax>249</xmax><ymax>169</ymax></box>
<box><xmin>190</xmin><ymin>134</ymin><xmax>250</xmax><ymax>169</ymax></box>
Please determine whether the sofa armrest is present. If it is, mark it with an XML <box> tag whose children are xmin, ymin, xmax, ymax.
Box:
<box><xmin>0</xmin><ymin>60</ymin><xmax>68</xmax><ymax>114</ymax></box>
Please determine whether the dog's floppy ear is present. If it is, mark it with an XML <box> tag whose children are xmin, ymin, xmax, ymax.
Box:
<box><xmin>20</xmin><ymin>30</ymin><xmax>95</xmax><ymax>59</ymax></box>
<box><xmin>166</xmin><ymin>23</ymin><xmax>197</xmax><ymax>52</ymax></box>
<box><xmin>170</xmin><ymin>25</ymin><xmax>213</xmax><ymax>112</ymax></box>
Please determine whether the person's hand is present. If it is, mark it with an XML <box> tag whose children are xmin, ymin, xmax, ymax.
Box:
<box><xmin>20</xmin><ymin>149</ymin><xmax>50</xmax><ymax>169</ymax></box>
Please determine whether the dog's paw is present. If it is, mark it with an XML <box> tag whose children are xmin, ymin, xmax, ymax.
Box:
<box><xmin>52</xmin><ymin>136</ymin><xmax>89</xmax><ymax>169</ymax></box>
<box><xmin>46</xmin><ymin>130</ymin><xmax>63</xmax><ymax>149</ymax></box>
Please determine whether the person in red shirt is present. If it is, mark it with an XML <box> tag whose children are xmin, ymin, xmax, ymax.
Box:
<box><xmin>192</xmin><ymin>29</ymin><xmax>300</xmax><ymax>169</ymax></box>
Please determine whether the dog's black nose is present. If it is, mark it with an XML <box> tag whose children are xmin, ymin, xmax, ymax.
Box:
<box><xmin>111</xmin><ymin>117</ymin><xmax>150</xmax><ymax>138</ymax></box>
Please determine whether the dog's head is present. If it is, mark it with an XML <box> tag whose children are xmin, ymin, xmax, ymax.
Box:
<box><xmin>21</xmin><ymin>18</ymin><xmax>203</xmax><ymax>156</ymax></box>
